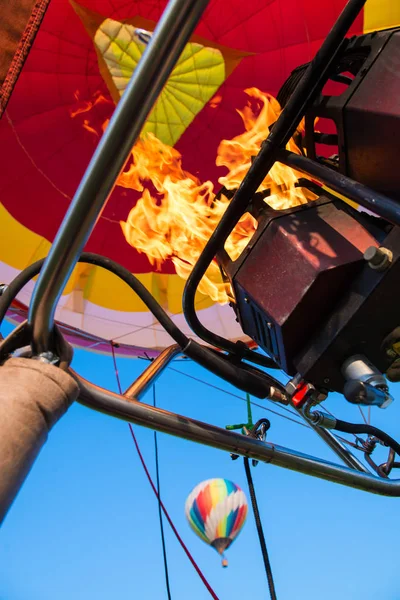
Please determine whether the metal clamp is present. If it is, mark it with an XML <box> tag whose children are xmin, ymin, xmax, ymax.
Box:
<box><xmin>241</xmin><ymin>418</ymin><xmax>271</xmax><ymax>467</ymax></box>
<box><xmin>363</xmin><ymin>438</ymin><xmax>400</xmax><ymax>478</ymax></box>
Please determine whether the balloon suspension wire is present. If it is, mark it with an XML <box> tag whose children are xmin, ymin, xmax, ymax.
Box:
<box><xmin>244</xmin><ymin>457</ymin><xmax>277</xmax><ymax>600</ymax></box>
<box><xmin>152</xmin><ymin>384</ymin><xmax>172</xmax><ymax>600</ymax></box>
<box><xmin>168</xmin><ymin>366</ymin><xmax>364</xmax><ymax>452</ymax></box>
<box><xmin>110</xmin><ymin>342</ymin><xmax>220</xmax><ymax>600</ymax></box>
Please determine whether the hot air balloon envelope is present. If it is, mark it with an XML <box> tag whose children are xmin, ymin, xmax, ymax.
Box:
<box><xmin>185</xmin><ymin>478</ymin><xmax>248</xmax><ymax>566</ymax></box>
<box><xmin>0</xmin><ymin>0</ymin><xmax>398</xmax><ymax>356</ymax></box>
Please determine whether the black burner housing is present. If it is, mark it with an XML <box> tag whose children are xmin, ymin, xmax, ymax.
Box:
<box><xmin>303</xmin><ymin>27</ymin><xmax>400</xmax><ymax>201</ymax></box>
<box><xmin>219</xmin><ymin>196</ymin><xmax>400</xmax><ymax>394</ymax></box>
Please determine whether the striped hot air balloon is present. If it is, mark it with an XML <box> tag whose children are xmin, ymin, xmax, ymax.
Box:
<box><xmin>185</xmin><ymin>478</ymin><xmax>248</xmax><ymax>567</ymax></box>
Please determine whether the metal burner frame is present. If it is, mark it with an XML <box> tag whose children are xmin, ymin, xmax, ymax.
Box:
<box><xmin>21</xmin><ymin>0</ymin><xmax>400</xmax><ymax>495</ymax></box>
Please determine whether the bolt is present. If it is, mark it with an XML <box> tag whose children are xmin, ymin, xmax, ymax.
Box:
<box><xmin>244</xmin><ymin>297</ymin><xmax>249</xmax><ymax>303</ymax></box>
<box><xmin>323</xmin><ymin>378</ymin><xmax>330</xmax><ymax>384</ymax></box>
<box><xmin>0</xmin><ymin>284</ymin><xmax>7</xmax><ymax>296</ymax></box>
<box><xmin>364</xmin><ymin>246</ymin><xmax>393</xmax><ymax>271</ymax></box>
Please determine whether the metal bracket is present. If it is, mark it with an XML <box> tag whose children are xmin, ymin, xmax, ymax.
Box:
<box><xmin>74</xmin><ymin>363</ymin><xmax>400</xmax><ymax>496</ymax></box>
<box><xmin>64</xmin><ymin>343</ymin><xmax>400</xmax><ymax>496</ymax></box>
<box><xmin>22</xmin><ymin>0</ymin><xmax>400</xmax><ymax>496</ymax></box>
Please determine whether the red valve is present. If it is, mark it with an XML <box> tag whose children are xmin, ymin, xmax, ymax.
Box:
<box><xmin>292</xmin><ymin>382</ymin><xmax>314</xmax><ymax>408</ymax></box>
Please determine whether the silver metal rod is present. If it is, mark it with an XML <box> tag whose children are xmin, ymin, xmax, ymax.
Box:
<box><xmin>28</xmin><ymin>0</ymin><xmax>210</xmax><ymax>354</ymax></box>
<box><xmin>277</xmin><ymin>149</ymin><xmax>400</xmax><ymax>227</ymax></box>
<box><xmin>295</xmin><ymin>408</ymin><xmax>370</xmax><ymax>473</ymax></box>
<box><xmin>124</xmin><ymin>344</ymin><xmax>181</xmax><ymax>400</ymax></box>
<box><xmin>125</xmin><ymin>345</ymin><xmax>369</xmax><ymax>472</ymax></box>
<box><xmin>308</xmin><ymin>421</ymin><xmax>370</xmax><ymax>473</ymax></box>
<box><xmin>74</xmin><ymin>373</ymin><xmax>400</xmax><ymax>496</ymax></box>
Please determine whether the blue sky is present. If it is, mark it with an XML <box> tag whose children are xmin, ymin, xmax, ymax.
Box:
<box><xmin>1</xmin><ymin>319</ymin><xmax>400</xmax><ymax>599</ymax></box>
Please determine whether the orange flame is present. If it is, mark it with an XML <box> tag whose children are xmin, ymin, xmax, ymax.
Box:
<box><xmin>71</xmin><ymin>91</ymin><xmax>113</xmax><ymax>136</ymax></box>
<box><xmin>217</xmin><ymin>88</ymin><xmax>308</xmax><ymax>209</ymax></box>
<box><xmin>120</xmin><ymin>161</ymin><xmax>257</xmax><ymax>301</ymax></box>
<box><xmin>118</xmin><ymin>89</ymin><xmax>315</xmax><ymax>303</ymax></box>
<box><xmin>209</xmin><ymin>94</ymin><xmax>222</xmax><ymax>108</ymax></box>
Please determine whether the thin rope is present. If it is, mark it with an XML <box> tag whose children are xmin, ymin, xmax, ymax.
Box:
<box><xmin>127</xmin><ymin>424</ymin><xmax>219</xmax><ymax>600</ymax></box>
<box><xmin>358</xmin><ymin>406</ymin><xmax>368</xmax><ymax>425</ymax></box>
<box><xmin>168</xmin><ymin>366</ymin><xmax>365</xmax><ymax>452</ymax></box>
<box><xmin>109</xmin><ymin>342</ymin><xmax>219</xmax><ymax>600</ymax></box>
<box><xmin>169</xmin><ymin>365</ymin><xmax>368</xmax><ymax>458</ymax></box>
<box><xmin>244</xmin><ymin>457</ymin><xmax>277</xmax><ymax>600</ymax></box>
<box><xmin>153</xmin><ymin>385</ymin><xmax>172</xmax><ymax>600</ymax></box>
<box><xmin>168</xmin><ymin>366</ymin><xmax>309</xmax><ymax>428</ymax></box>
<box><xmin>333</xmin><ymin>433</ymin><xmax>364</xmax><ymax>450</ymax></box>
<box><xmin>125</xmin><ymin>356</ymin><xmax>367</xmax><ymax>454</ymax></box>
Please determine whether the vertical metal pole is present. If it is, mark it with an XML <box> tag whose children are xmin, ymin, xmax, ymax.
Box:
<box><xmin>28</xmin><ymin>0</ymin><xmax>210</xmax><ymax>355</ymax></box>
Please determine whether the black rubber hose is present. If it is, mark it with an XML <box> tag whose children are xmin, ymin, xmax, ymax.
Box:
<box><xmin>0</xmin><ymin>253</ymin><xmax>188</xmax><ymax>348</ymax></box>
<box><xmin>334</xmin><ymin>420</ymin><xmax>400</xmax><ymax>457</ymax></box>
<box><xmin>83</xmin><ymin>254</ymin><xmax>190</xmax><ymax>348</ymax></box>
<box><xmin>183</xmin><ymin>339</ymin><xmax>280</xmax><ymax>398</ymax></box>
<box><xmin>0</xmin><ymin>254</ymin><xmax>283</xmax><ymax>398</ymax></box>
<box><xmin>244</xmin><ymin>457</ymin><xmax>277</xmax><ymax>600</ymax></box>
<box><xmin>0</xmin><ymin>260</ymin><xmax>44</xmax><ymax>330</ymax></box>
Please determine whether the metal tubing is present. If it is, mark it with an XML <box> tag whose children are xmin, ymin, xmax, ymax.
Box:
<box><xmin>183</xmin><ymin>0</ymin><xmax>367</xmax><ymax>351</ymax></box>
<box><xmin>297</xmin><ymin>402</ymin><xmax>369</xmax><ymax>472</ymax></box>
<box><xmin>277</xmin><ymin>149</ymin><xmax>400</xmax><ymax>226</ymax></box>
<box><xmin>304</xmin><ymin>418</ymin><xmax>370</xmax><ymax>473</ymax></box>
<box><xmin>124</xmin><ymin>345</ymin><xmax>181</xmax><ymax>400</ymax></box>
<box><xmin>28</xmin><ymin>0</ymin><xmax>210</xmax><ymax>354</ymax></box>
<box><xmin>74</xmin><ymin>373</ymin><xmax>400</xmax><ymax>496</ymax></box>
<box><xmin>114</xmin><ymin>341</ymin><xmax>370</xmax><ymax>473</ymax></box>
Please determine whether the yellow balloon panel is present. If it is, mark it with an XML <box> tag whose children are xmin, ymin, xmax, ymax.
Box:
<box><xmin>364</xmin><ymin>0</ymin><xmax>400</xmax><ymax>32</ymax></box>
<box><xmin>94</xmin><ymin>18</ymin><xmax>226</xmax><ymax>147</ymax></box>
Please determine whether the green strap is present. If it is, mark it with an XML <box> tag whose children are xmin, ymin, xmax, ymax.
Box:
<box><xmin>226</xmin><ymin>394</ymin><xmax>253</xmax><ymax>433</ymax></box>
